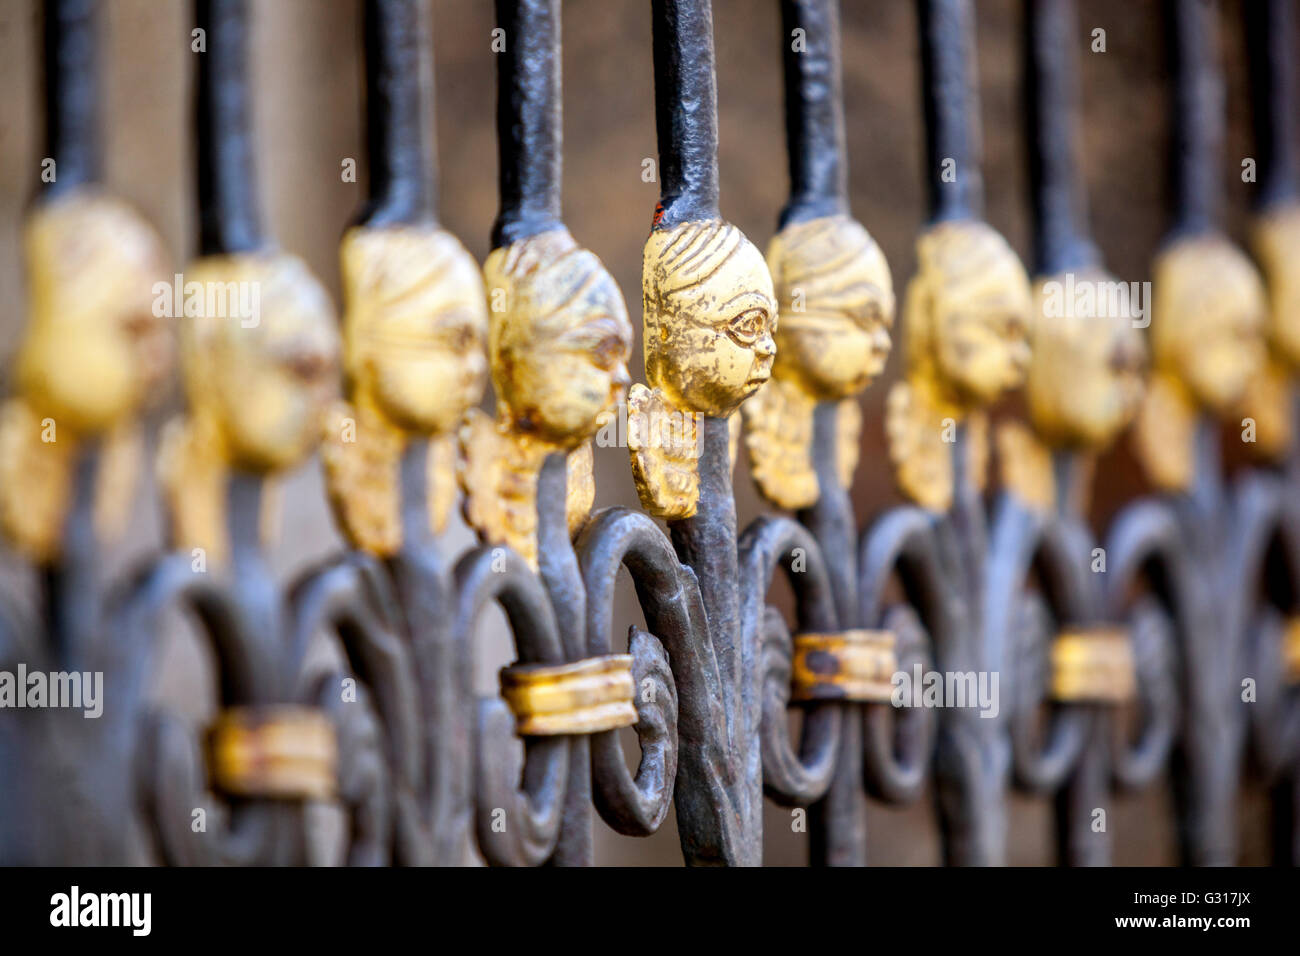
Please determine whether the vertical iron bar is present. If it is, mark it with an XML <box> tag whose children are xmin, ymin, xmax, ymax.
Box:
<box><xmin>1024</xmin><ymin>0</ymin><xmax>1097</xmax><ymax>275</ymax></box>
<box><xmin>800</xmin><ymin>401</ymin><xmax>867</xmax><ymax>866</ymax></box>
<box><xmin>1246</xmin><ymin>0</ymin><xmax>1299</xmax><ymax>212</ymax></box>
<box><xmin>1166</xmin><ymin>0</ymin><xmax>1223</xmax><ymax>238</ymax></box>
<box><xmin>43</xmin><ymin>0</ymin><xmax>98</xmax><ymax>195</ymax></box>
<box><xmin>493</xmin><ymin>0</ymin><xmax>593</xmax><ymax>866</ymax></box>
<box><xmin>779</xmin><ymin>0</ymin><xmax>848</xmax><ymax>227</ymax></box>
<box><xmin>360</xmin><ymin>0</ymin><xmax>437</xmax><ymax>227</ymax></box>
<box><xmin>651</xmin><ymin>0</ymin><xmax>721</xmax><ymax>228</ymax></box>
<box><xmin>196</xmin><ymin>0</ymin><xmax>267</xmax><ymax>255</ymax></box>
<box><xmin>493</xmin><ymin>0</ymin><xmax>562</xmax><ymax>246</ymax></box>
<box><xmin>917</xmin><ymin>0</ymin><xmax>982</xmax><ymax>222</ymax></box>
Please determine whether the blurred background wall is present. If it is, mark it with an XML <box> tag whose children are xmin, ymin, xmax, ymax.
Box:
<box><xmin>0</xmin><ymin>0</ymin><xmax>1277</xmax><ymax>864</ymax></box>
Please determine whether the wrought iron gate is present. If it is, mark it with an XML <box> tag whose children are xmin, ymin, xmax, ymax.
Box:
<box><xmin>0</xmin><ymin>0</ymin><xmax>1298</xmax><ymax>867</ymax></box>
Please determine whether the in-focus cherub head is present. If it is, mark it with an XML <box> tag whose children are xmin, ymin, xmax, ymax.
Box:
<box><xmin>643</xmin><ymin>220</ymin><xmax>777</xmax><ymax>418</ymax></box>
<box><xmin>1151</xmin><ymin>233</ymin><xmax>1266</xmax><ymax>414</ymax></box>
<box><xmin>341</xmin><ymin>225</ymin><xmax>488</xmax><ymax>435</ymax></box>
<box><xmin>1252</xmin><ymin>204</ymin><xmax>1300</xmax><ymax>371</ymax></box>
<box><xmin>1027</xmin><ymin>269</ymin><xmax>1147</xmax><ymax>449</ymax></box>
<box><xmin>18</xmin><ymin>193</ymin><xmax>171</xmax><ymax>433</ymax></box>
<box><xmin>766</xmin><ymin>215</ymin><xmax>894</xmax><ymax>401</ymax></box>
<box><xmin>182</xmin><ymin>253</ymin><xmax>340</xmax><ymax>472</ymax></box>
<box><xmin>904</xmin><ymin>220</ymin><xmax>1032</xmax><ymax>409</ymax></box>
<box><xmin>485</xmin><ymin>228</ymin><xmax>632</xmax><ymax>448</ymax></box>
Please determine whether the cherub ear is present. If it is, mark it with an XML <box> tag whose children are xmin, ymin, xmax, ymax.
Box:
<box><xmin>740</xmin><ymin>377</ymin><xmax>818</xmax><ymax>510</ymax></box>
<box><xmin>0</xmin><ymin>397</ymin><xmax>74</xmax><ymax>562</ymax></box>
<box><xmin>565</xmin><ymin>440</ymin><xmax>595</xmax><ymax>538</ymax></box>
<box><xmin>884</xmin><ymin>379</ymin><xmax>953</xmax><ymax>513</ymax></box>
<box><xmin>457</xmin><ymin>407</ymin><xmax>511</xmax><ymax>547</ymax></box>
<box><xmin>1237</xmin><ymin>356</ymin><xmax>1294</xmax><ymax>463</ymax></box>
<box><xmin>426</xmin><ymin>433</ymin><xmax>458</xmax><ymax>537</ymax></box>
<box><xmin>1130</xmin><ymin>372</ymin><xmax>1196</xmax><ymax>493</ymax></box>
<box><xmin>457</xmin><ymin>407</ymin><xmax>546</xmax><ymax>568</ymax></box>
<box><xmin>995</xmin><ymin>420</ymin><xmax>1055</xmax><ymax>514</ymax></box>
<box><xmin>627</xmin><ymin>383</ymin><xmax>700</xmax><ymax>520</ymax></box>
<box><xmin>319</xmin><ymin>399</ymin><xmax>403</xmax><ymax>557</ymax></box>
<box><xmin>156</xmin><ymin>411</ymin><xmax>230</xmax><ymax>564</ymax></box>
<box><xmin>836</xmin><ymin>397</ymin><xmax>863</xmax><ymax>491</ymax></box>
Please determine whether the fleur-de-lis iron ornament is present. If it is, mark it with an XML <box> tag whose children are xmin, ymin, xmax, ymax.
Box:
<box><xmin>309</xmin><ymin>0</ymin><xmax>489</xmax><ymax>866</ymax></box>
<box><xmin>134</xmin><ymin>0</ymin><xmax>347</xmax><ymax>866</ymax></box>
<box><xmin>0</xmin><ymin>0</ymin><xmax>173</xmax><ymax>865</ymax></box>
<box><xmin>1000</xmin><ymin>0</ymin><xmax>1176</xmax><ymax>868</ymax></box>
<box><xmin>1123</xmin><ymin>0</ymin><xmax>1271</xmax><ymax>866</ymax></box>
<box><xmin>873</xmin><ymin>0</ymin><xmax>1033</xmax><ymax>866</ymax></box>
<box><xmin>739</xmin><ymin>0</ymin><xmax>935</xmax><ymax>868</ymax></box>
<box><xmin>461</xmin><ymin>0</ymin><xmax>679</xmax><ymax>867</ymax></box>
<box><xmin>627</xmin><ymin>0</ymin><xmax>841</xmax><ymax>866</ymax></box>
<box><xmin>1238</xmin><ymin>0</ymin><xmax>1300</xmax><ymax>865</ymax></box>
<box><xmin>2</xmin><ymin>0</ymin><xmax>1300</xmax><ymax>871</ymax></box>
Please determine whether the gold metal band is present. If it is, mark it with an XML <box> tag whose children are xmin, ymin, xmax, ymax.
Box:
<box><xmin>791</xmin><ymin>629</ymin><xmax>897</xmax><ymax>703</ymax></box>
<box><xmin>1284</xmin><ymin>617</ymin><xmax>1300</xmax><ymax>686</ymax></box>
<box><xmin>500</xmin><ymin>654</ymin><xmax>638</xmax><ymax>736</ymax></box>
<box><xmin>208</xmin><ymin>706</ymin><xmax>337</xmax><ymax>800</ymax></box>
<box><xmin>1050</xmin><ymin>627</ymin><xmax>1135</xmax><ymax>702</ymax></box>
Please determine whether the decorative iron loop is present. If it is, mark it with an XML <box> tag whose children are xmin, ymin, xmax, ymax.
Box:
<box><xmin>455</xmin><ymin>543</ymin><xmax>568</xmax><ymax>867</ymax></box>
<box><xmin>739</xmin><ymin>514</ymin><xmax>841</xmax><ymax>807</ymax></box>
<box><xmin>578</xmin><ymin>506</ymin><xmax>695</xmax><ymax>838</ymax></box>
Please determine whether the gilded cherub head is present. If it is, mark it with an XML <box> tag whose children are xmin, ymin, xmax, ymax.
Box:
<box><xmin>485</xmin><ymin>227</ymin><xmax>632</xmax><ymax>449</ymax></box>
<box><xmin>766</xmin><ymin>215</ymin><xmax>894</xmax><ymax>401</ymax></box>
<box><xmin>341</xmin><ymin>225</ymin><xmax>489</xmax><ymax>435</ymax></box>
<box><xmin>903</xmin><ymin>220</ymin><xmax>1032</xmax><ymax>410</ymax></box>
<box><xmin>1027</xmin><ymin>269</ymin><xmax>1147</xmax><ymax>449</ymax></box>
<box><xmin>182</xmin><ymin>253</ymin><xmax>340</xmax><ymax>472</ymax></box>
<box><xmin>643</xmin><ymin>219</ymin><xmax>777</xmax><ymax>418</ymax></box>
<box><xmin>18</xmin><ymin>193</ymin><xmax>170</xmax><ymax>434</ymax></box>
<box><xmin>1252</xmin><ymin>204</ymin><xmax>1300</xmax><ymax>371</ymax></box>
<box><xmin>1150</xmin><ymin>233</ymin><xmax>1266</xmax><ymax>415</ymax></box>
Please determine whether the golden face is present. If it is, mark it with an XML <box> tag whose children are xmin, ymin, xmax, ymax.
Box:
<box><xmin>766</xmin><ymin>215</ymin><xmax>894</xmax><ymax>401</ymax></box>
<box><xmin>1027</xmin><ymin>270</ymin><xmax>1147</xmax><ymax>449</ymax></box>
<box><xmin>1253</xmin><ymin>203</ymin><xmax>1300</xmax><ymax>371</ymax></box>
<box><xmin>485</xmin><ymin>228</ymin><xmax>632</xmax><ymax>448</ymax></box>
<box><xmin>341</xmin><ymin>225</ymin><xmax>488</xmax><ymax>435</ymax></box>
<box><xmin>1151</xmin><ymin>234</ymin><xmax>1266</xmax><ymax>415</ymax></box>
<box><xmin>904</xmin><ymin>220</ymin><xmax>1032</xmax><ymax>410</ymax></box>
<box><xmin>18</xmin><ymin>193</ymin><xmax>170</xmax><ymax>434</ymax></box>
<box><xmin>643</xmin><ymin>220</ymin><xmax>777</xmax><ymax>418</ymax></box>
<box><xmin>183</xmin><ymin>253</ymin><xmax>340</xmax><ymax>472</ymax></box>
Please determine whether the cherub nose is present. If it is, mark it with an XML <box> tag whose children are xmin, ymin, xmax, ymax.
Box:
<box><xmin>1010</xmin><ymin>340</ymin><xmax>1032</xmax><ymax>375</ymax></box>
<box><xmin>612</xmin><ymin>363</ymin><xmax>632</xmax><ymax>392</ymax></box>
<box><xmin>755</xmin><ymin>333</ymin><xmax>776</xmax><ymax>359</ymax></box>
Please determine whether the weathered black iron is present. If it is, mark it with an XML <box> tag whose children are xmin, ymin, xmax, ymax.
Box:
<box><xmin>764</xmin><ymin>0</ymin><xmax>935</xmax><ymax>868</ymax></box>
<box><xmin>0</xmin><ymin>0</ymin><xmax>152</xmax><ymax>866</ymax></box>
<box><xmin>1151</xmin><ymin>0</ymin><xmax>1257</xmax><ymax>866</ymax></box>
<box><xmin>296</xmin><ymin>0</ymin><xmax>474</xmax><ymax>867</ymax></box>
<box><xmin>909</xmin><ymin>0</ymin><xmax>1010</xmax><ymax>866</ymax></box>
<box><xmin>1011</xmin><ymin>0</ymin><xmax>1177</xmax><ymax>867</ymax></box>
<box><xmin>136</xmin><ymin>0</ymin><xmax>346</xmax><ymax>867</ymax></box>
<box><xmin>1</xmin><ymin>0</ymin><xmax>1297</xmax><ymax>871</ymax></box>
<box><xmin>1243</xmin><ymin>0</ymin><xmax>1300</xmax><ymax>866</ymax></box>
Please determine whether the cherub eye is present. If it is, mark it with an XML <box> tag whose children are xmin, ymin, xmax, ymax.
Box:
<box><xmin>725</xmin><ymin>308</ymin><xmax>768</xmax><ymax>348</ymax></box>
